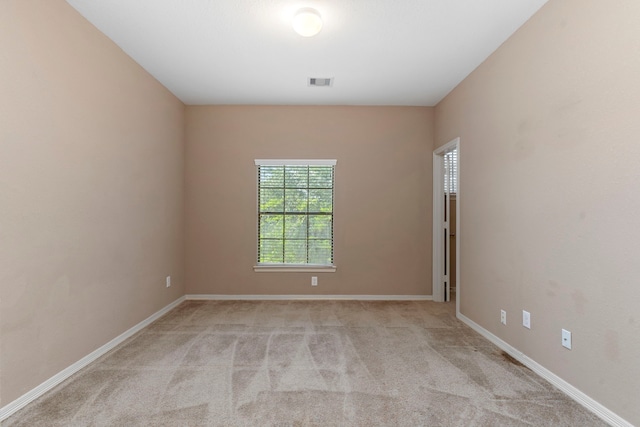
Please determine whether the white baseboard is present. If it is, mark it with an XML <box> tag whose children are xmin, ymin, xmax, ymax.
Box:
<box><xmin>457</xmin><ymin>313</ymin><xmax>633</xmax><ymax>427</ymax></box>
<box><xmin>186</xmin><ymin>294</ymin><xmax>433</xmax><ymax>301</ymax></box>
<box><xmin>0</xmin><ymin>296</ymin><xmax>186</xmax><ymax>422</ymax></box>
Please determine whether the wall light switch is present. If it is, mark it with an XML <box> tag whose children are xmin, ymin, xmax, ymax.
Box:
<box><xmin>311</xmin><ymin>276</ymin><xmax>318</xmax><ymax>286</ymax></box>
<box><xmin>166</xmin><ymin>276</ymin><xmax>171</xmax><ymax>288</ymax></box>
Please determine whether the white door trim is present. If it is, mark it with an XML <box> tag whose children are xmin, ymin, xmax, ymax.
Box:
<box><xmin>432</xmin><ymin>153</ymin><xmax>445</xmax><ymax>302</ymax></box>
<box><xmin>433</xmin><ymin>138</ymin><xmax>460</xmax><ymax>314</ymax></box>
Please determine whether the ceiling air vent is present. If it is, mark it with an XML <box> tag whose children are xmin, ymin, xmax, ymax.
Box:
<box><xmin>308</xmin><ymin>77</ymin><xmax>333</xmax><ymax>87</ymax></box>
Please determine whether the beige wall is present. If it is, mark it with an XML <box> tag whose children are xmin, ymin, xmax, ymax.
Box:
<box><xmin>0</xmin><ymin>0</ymin><xmax>185</xmax><ymax>406</ymax></box>
<box><xmin>435</xmin><ymin>0</ymin><xmax>640</xmax><ymax>423</ymax></box>
<box><xmin>185</xmin><ymin>106</ymin><xmax>433</xmax><ymax>296</ymax></box>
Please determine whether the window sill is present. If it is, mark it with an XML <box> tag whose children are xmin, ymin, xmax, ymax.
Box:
<box><xmin>253</xmin><ymin>264</ymin><xmax>337</xmax><ymax>273</ymax></box>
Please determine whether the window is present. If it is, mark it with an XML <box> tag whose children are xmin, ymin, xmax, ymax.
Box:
<box><xmin>254</xmin><ymin>159</ymin><xmax>336</xmax><ymax>270</ymax></box>
<box><xmin>444</xmin><ymin>148</ymin><xmax>457</xmax><ymax>194</ymax></box>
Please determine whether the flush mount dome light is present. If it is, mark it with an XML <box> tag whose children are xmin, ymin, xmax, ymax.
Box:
<box><xmin>292</xmin><ymin>7</ymin><xmax>323</xmax><ymax>37</ymax></box>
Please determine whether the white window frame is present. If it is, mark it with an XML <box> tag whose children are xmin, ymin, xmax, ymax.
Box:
<box><xmin>253</xmin><ymin>159</ymin><xmax>337</xmax><ymax>273</ymax></box>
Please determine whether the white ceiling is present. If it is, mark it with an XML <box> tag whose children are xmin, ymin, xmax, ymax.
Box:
<box><xmin>65</xmin><ymin>0</ymin><xmax>549</xmax><ymax>106</ymax></box>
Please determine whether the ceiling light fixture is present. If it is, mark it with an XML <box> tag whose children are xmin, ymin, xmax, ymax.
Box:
<box><xmin>292</xmin><ymin>8</ymin><xmax>323</xmax><ymax>37</ymax></box>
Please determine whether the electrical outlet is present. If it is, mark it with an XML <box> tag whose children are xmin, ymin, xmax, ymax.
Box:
<box><xmin>311</xmin><ymin>276</ymin><xmax>318</xmax><ymax>286</ymax></box>
<box><xmin>500</xmin><ymin>310</ymin><xmax>507</xmax><ymax>325</ymax></box>
<box><xmin>522</xmin><ymin>310</ymin><xmax>531</xmax><ymax>329</ymax></box>
<box><xmin>166</xmin><ymin>276</ymin><xmax>171</xmax><ymax>288</ymax></box>
<box><xmin>562</xmin><ymin>329</ymin><xmax>572</xmax><ymax>349</ymax></box>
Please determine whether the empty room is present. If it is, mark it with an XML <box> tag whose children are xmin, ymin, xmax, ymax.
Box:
<box><xmin>1</xmin><ymin>0</ymin><xmax>638</xmax><ymax>425</ymax></box>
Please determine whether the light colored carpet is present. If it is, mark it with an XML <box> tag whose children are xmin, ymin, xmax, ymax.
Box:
<box><xmin>4</xmin><ymin>300</ymin><xmax>605</xmax><ymax>426</ymax></box>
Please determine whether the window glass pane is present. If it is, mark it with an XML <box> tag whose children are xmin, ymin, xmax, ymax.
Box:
<box><xmin>308</xmin><ymin>215</ymin><xmax>332</xmax><ymax>239</ymax></box>
<box><xmin>284</xmin><ymin>189</ymin><xmax>308</xmax><ymax>212</ymax></box>
<box><xmin>257</xmin><ymin>162</ymin><xmax>334</xmax><ymax>266</ymax></box>
<box><xmin>309</xmin><ymin>167</ymin><xmax>332</xmax><ymax>188</ymax></box>
<box><xmin>309</xmin><ymin>189</ymin><xmax>332</xmax><ymax>213</ymax></box>
<box><xmin>284</xmin><ymin>240</ymin><xmax>307</xmax><ymax>263</ymax></box>
<box><xmin>284</xmin><ymin>166</ymin><xmax>308</xmax><ymax>188</ymax></box>
<box><xmin>260</xmin><ymin>189</ymin><xmax>283</xmax><ymax>212</ymax></box>
<box><xmin>444</xmin><ymin>148</ymin><xmax>457</xmax><ymax>194</ymax></box>
<box><xmin>260</xmin><ymin>166</ymin><xmax>284</xmax><ymax>188</ymax></box>
<box><xmin>308</xmin><ymin>240</ymin><xmax>332</xmax><ymax>264</ymax></box>
<box><xmin>284</xmin><ymin>215</ymin><xmax>307</xmax><ymax>239</ymax></box>
<box><xmin>260</xmin><ymin>214</ymin><xmax>283</xmax><ymax>239</ymax></box>
<box><xmin>260</xmin><ymin>239</ymin><xmax>284</xmax><ymax>263</ymax></box>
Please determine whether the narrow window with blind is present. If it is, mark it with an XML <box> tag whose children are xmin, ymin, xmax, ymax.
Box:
<box><xmin>254</xmin><ymin>159</ymin><xmax>336</xmax><ymax>271</ymax></box>
<box><xmin>444</xmin><ymin>148</ymin><xmax>458</xmax><ymax>194</ymax></box>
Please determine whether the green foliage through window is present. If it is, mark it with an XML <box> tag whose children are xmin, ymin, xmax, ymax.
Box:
<box><xmin>258</xmin><ymin>164</ymin><xmax>334</xmax><ymax>265</ymax></box>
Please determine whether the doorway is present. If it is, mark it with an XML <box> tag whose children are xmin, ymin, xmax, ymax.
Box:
<box><xmin>432</xmin><ymin>138</ymin><xmax>460</xmax><ymax>314</ymax></box>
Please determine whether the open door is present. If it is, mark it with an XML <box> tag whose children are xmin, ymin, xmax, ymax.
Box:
<box><xmin>433</xmin><ymin>138</ymin><xmax>459</xmax><ymax>310</ymax></box>
<box><xmin>443</xmin><ymin>154</ymin><xmax>452</xmax><ymax>301</ymax></box>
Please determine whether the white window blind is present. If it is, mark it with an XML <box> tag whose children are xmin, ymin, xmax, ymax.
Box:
<box><xmin>255</xmin><ymin>160</ymin><xmax>336</xmax><ymax>266</ymax></box>
<box><xmin>444</xmin><ymin>148</ymin><xmax>458</xmax><ymax>194</ymax></box>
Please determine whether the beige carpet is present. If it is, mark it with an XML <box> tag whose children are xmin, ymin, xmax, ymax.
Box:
<box><xmin>5</xmin><ymin>300</ymin><xmax>605</xmax><ymax>426</ymax></box>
